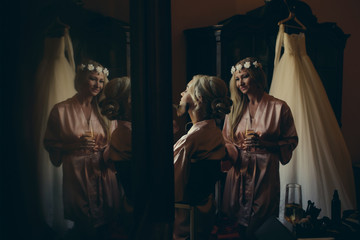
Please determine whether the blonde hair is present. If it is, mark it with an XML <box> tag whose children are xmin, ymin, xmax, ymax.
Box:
<box><xmin>189</xmin><ymin>75</ymin><xmax>232</xmax><ymax>120</ymax></box>
<box><xmin>75</xmin><ymin>59</ymin><xmax>111</xmax><ymax>141</ymax></box>
<box><xmin>100</xmin><ymin>76</ymin><xmax>131</xmax><ymax>121</ymax></box>
<box><xmin>228</xmin><ymin>57</ymin><xmax>267</xmax><ymax>141</ymax></box>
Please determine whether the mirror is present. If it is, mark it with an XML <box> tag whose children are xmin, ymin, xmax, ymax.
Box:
<box><xmin>3</xmin><ymin>0</ymin><xmax>173</xmax><ymax>239</ymax></box>
<box><xmin>12</xmin><ymin>0</ymin><xmax>133</xmax><ymax>238</ymax></box>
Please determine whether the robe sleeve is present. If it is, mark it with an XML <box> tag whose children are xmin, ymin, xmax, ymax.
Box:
<box><xmin>43</xmin><ymin>105</ymin><xmax>63</xmax><ymax>167</ymax></box>
<box><xmin>278</xmin><ymin>104</ymin><xmax>298</xmax><ymax>165</ymax></box>
<box><xmin>99</xmin><ymin>120</ymin><xmax>118</xmax><ymax>163</ymax></box>
<box><xmin>109</xmin><ymin>126</ymin><xmax>132</xmax><ymax>162</ymax></box>
<box><xmin>221</xmin><ymin>115</ymin><xmax>239</xmax><ymax>171</ymax></box>
<box><xmin>173</xmin><ymin>137</ymin><xmax>194</xmax><ymax>202</ymax></box>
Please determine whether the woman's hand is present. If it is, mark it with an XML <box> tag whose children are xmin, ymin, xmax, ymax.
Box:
<box><xmin>60</xmin><ymin>134</ymin><xmax>100</xmax><ymax>152</ymax></box>
<box><xmin>243</xmin><ymin>132</ymin><xmax>279</xmax><ymax>152</ymax></box>
<box><xmin>242</xmin><ymin>131</ymin><xmax>260</xmax><ymax>149</ymax></box>
<box><xmin>79</xmin><ymin>134</ymin><xmax>97</xmax><ymax>150</ymax></box>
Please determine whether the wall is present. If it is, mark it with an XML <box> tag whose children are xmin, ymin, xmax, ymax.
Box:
<box><xmin>171</xmin><ymin>0</ymin><xmax>360</xmax><ymax>164</ymax></box>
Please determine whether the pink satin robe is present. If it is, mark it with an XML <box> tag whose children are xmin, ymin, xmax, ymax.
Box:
<box><xmin>108</xmin><ymin>121</ymin><xmax>133</xmax><ymax>202</ymax></box>
<box><xmin>108</xmin><ymin>120</ymin><xmax>133</xmax><ymax>234</ymax></box>
<box><xmin>221</xmin><ymin>93</ymin><xmax>298</xmax><ymax>231</ymax></box>
<box><xmin>173</xmin><ymin>119</ymin><xmax>226</xmax><ymax>239</ymax></box>
<box><xmin>44</xmin><ymin>95</ymin><xmax>120</xmax><ymax>227</ymax></box>
<box><xmin>109</xmin><ymin>121</ymin><xmax>132</xmax><ymax>162</ymax></box>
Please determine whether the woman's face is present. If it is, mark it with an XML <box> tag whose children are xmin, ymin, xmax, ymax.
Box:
<box><xmin>84</xmin><ymin>71</ymin><xmax>105</xmax><ymax>97</ymax></box>
<box><xmin>235</xmin><ymin>69</ymin><xmax>256</xmax><ymax>95</ymax></box>
<box><xmin>177</xmin><ymin>79</ymin><xmax>195</xmax><ymax>116</ymax></box>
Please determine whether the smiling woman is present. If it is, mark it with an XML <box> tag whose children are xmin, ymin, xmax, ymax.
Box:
<box><xmin>221</xmin><ymin>57</ymin><xmax>298</xmax><ymax>239</ymax></box>
<box><xmin>43</xmin><ymin>59</ymin><xmax>120</xmax><ymax>238</ymax></box>
<box><xmin>76</xmin><ymin>61</ymin><xmax>107</xmax><ymax>99</ymax></box>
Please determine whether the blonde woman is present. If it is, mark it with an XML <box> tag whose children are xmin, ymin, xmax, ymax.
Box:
<box><xmin>173</xmin><ymin>74</ymin><xmax>232</xmax><ymax>240</ymax></box>
<box><xmin>44</xmin><ymin>59</ymin><xmax>119</xmax><ymax>238</ymax></box>
<box><xmin>221</xmin><ymin>57</ymin><xmax>298</xmax><ymax>239</ymax></box>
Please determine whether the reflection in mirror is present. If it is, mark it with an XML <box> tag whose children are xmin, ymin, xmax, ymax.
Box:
<box><xmin>29</xmin><ymin>0</ymin><xmax>131</xmax><ymax>238</ymax></box>
<box><xmin>42</xmin><ymin>59</ymin><xmax>120</xmax><ymax>238</ymax></box>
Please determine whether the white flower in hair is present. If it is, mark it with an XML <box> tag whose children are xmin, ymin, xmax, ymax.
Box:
<box><xmin>253</xmin><ymin>61</ymin><xmax>261</xmax><ymax>68</ymax></box>
<box><xmin>96</xmin><ymin>66</ymin><xmax>103</xmax><ymax>74</ymax></box>
<box><xmin>103</xmin><ymin>68</ymin><xmax>109</xmax><ymax>76</ymax></box>
<box><xmin>231</xmin><ymin>66</ymin><xmax>236</xmax><ymax>74</ymax></box>
<box><xmin>236</xmin><ymin>64</ymin><xmax>242</xmax><ymax>71</ymax></box>
<box><xmin>244</xmin><ymin>62</ymin><xmax>251</xmax><ymax>69</ymax></box>
<box><xmin>80</xmin><ymin>63</ymin><xmax>110</xmax><ymax>76</ymax></box>
<box><xmin>88</xmin><ymin>64</ymin><xmax>95</xmax><ymax>71</ymax></box>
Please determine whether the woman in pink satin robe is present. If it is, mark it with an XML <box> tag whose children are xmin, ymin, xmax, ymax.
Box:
<box><xmin>221</xmin><ymin>57</ymin><xmax>298</xmax><ymax>239</ymax></box>
<box><xmin>44</xmin><ymin>59</ymin><xmax>120</xmax><ymax>237</ymax></box>
<box><xmin>173</xmin><ymin>75</ymin><xmax>232</xmax><ymax>240</ymax></box>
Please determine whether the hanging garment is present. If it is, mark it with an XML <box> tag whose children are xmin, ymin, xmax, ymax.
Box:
<box><xmin>269</xmin><ymin>24</ymin><xmax>356</xmax><ymax>220</ymax></box>
<box><xmin>34</xmin><ymin>28</ymin><xmax>77</xmax><ymax>233</ymax></box>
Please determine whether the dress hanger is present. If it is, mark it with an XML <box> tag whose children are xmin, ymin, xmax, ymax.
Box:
<box><xmin>278</xmin><ymin>0</ymin><xmax>307</xmax><ymax>31</ymax></box>
<box><xmin>46</xmin><ymin>17</ymin><xmax>70</xmax><ymax>37</ymax></box>
<box><xmin>278</xmin><ymin>11</ymin><xmax>306</xmax><ymax>30</ymax></box>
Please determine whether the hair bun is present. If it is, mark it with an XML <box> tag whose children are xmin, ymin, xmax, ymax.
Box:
<box><xmin>210</xmin><ymin>97</ymin><xmax>232</xmax><ymax>119</ymax></box>
<box><xmin>100</xmin><ymin>99</ymin><xmax>120</xmax><ymax>120</ymax></box>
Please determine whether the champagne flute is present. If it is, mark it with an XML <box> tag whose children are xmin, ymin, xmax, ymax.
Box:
<box><xmin>245</xmin><ymin>118</ymin><xmax>255</xmax><ymax>137</ymax></box>
<box><xmin>245</xmin><ymin>118</ymin><xmax>255</xmax><ymax>152</ymax></box>
<box><xmin>84</xmin><ymin>120</ymin><xmax>94</xmax><ymax>140</ymax></box>
<box><xmin>83</xmin><ymin>120</ymin><xmax>95</xmax><ymax>151</ymax></box>
<box><xmin>284</xmin><ymin>183</ymin><xmax>303</xmax><ymax>226</ymax></box>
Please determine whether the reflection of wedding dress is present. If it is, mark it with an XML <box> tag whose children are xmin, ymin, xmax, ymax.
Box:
<box><xmin>34</xmin><ymin>28</ymin><xmax>76</xmax><ymax>233</ymax></box>
<box><xmin>270</xmin><ymin>24</ymin><xmax>356</xmax><ymax>220</ymax></box>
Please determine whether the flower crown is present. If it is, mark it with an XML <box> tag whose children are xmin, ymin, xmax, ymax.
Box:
<box><xmin>80</xmin><ymin>63</ymin><xmax>109</xmax><ymax>77</ymax></box>
<box><xmin>231</xmin><ymin>60</ymin><xmax>262</xmax><ymax>74</ymax></box>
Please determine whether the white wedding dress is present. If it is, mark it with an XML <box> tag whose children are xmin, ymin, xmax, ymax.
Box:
<box><xmin>34</xmin><ymin>28</ymin><xmax>76</xmax><ymax>233</ymax></box>
<box><xmin>270</xmin><ymin>24</ymin><xmax>356</xmax><ymax>220</ymax></box>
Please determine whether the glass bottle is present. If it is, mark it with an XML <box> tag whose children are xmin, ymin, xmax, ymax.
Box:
<box><xmin>331</xmin><ymin>189</ymin><xmax>341</xmax><ymax>225</ymax></box>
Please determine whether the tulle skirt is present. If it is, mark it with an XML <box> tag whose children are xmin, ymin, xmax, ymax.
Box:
<box><xmin>270</xmin><ymin>52</ymin><xmax>356</xmax><ymax>220</ymax></box>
